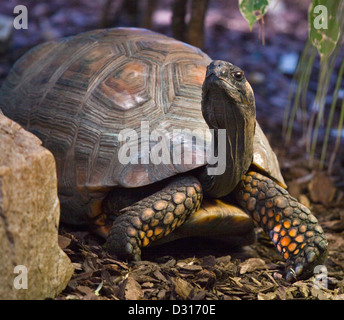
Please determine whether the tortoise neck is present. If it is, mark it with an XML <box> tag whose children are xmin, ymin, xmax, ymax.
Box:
<box><xmin>199</xmin><ymin>117</ymin><xmax>255</xmax><ymax>198</ymax></box>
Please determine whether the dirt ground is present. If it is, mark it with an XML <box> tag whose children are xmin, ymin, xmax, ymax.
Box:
<box><xmin>1</xmin><ymin>0</ymin><xmax>343</xmax><ymax>300</ymax></box>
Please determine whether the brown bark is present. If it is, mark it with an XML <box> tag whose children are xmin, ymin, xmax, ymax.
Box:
<box><xmin>187</xmin><ymin>0</ymin><xmax>209</xmax><ymax>49</ymax></box>
<box><xmin>172</xmin><ymin>0</ymin><xmax>188</xmax><ymax>42</ymax></box>
<box><xmin>141</xmin><ymin>0</ymin><xmax>158</xmax><ymax>29</ymax></box>
<box><xmin>124</xmin><ymin>0</ymin><xmax>140</xmax><ymax>26</ymax></box>
<box><xmin>99</xmin><ymin>0</ymin><xmax>124</xmax><ymax>28</ymax></box>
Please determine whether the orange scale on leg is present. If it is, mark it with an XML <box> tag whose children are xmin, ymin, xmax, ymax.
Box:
<box><xmin>288</xmin><ymin>242</ymin><xmax>297</xmax><ymax>252</ymax></box>
<box><xmin>253</xmin><ymin>211</ymin><xmax>261</xmax><ymax>222</ymax></box>
<box><xmin>267</xmin><ymin>219</ymin><xmax>274</xmax><ymax>229</ymax></box>
<box><xmin>280</xmin><ymin>236</ymin><xmax>291</xmax><ymax>247</ymax></box>
<box><xmin>242</xmin><ymin>193</ymin><xmax>250</xmax><ymax>201</ymax></box>
<box><xmin>142</xmin><ymin>237</ymin><xmax>150</xmax><ymax>247</ymax></box>
<box><xmin>266</xmin><ymin>199</ymin><xmax>274</xmax><ymax>208</ymax></box>
<box><xmin>283</xmin><ymin>220</ymin><xmax>291</xmax><ymax>229</ymax></box>
<box><xmin>267</xmin><ymin>209</ymin><xmax>274</xmax><ymax>218</ymax></box>
<box><xmin>273</xmin><ymin>233</ymin><xmax>279</xmax><ymax>244</ymax></box>
<box><xmin>295</xmin><ymin>235</ymin><xmax>304</xmax><ymax>243</ymax></box>
<box><xmin>306</xmin><ymin>231</ymin><xmax>314</xmax><ymax>238</ymax></box>
<box><xmin>299</xmin><ymin>225</ymin><xmax>307</xmax><ymax>233</ymax></box>
<box><xmin>273</xmin><ymin>224</ymin><xmax>282</xmax><ymax>233</ymax></box>
<box><xmin>288</xmin><ymin>228</ymin><xmax>297</xmax><ymax>238</ymax></box>
<box><xmin>292</xmin><ymin>218</ymin><xmax>301</xmax><ymax>226</ymax></box>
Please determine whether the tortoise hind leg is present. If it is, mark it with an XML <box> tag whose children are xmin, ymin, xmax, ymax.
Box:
<box><xmin>105</xmin><ymin>176</ymin><xmax>203</xmax><ymax>261</ymax></box>
<box><xmin>234</xmin><ymin>171</ymin><xmax>328</xmax><ymax>282</ymax></box>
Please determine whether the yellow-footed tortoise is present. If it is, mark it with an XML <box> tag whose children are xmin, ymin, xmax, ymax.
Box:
<box><xmin>0</xmin><ymin>28</ymin><xmax>327</xmax><ymax>282</ymax></box>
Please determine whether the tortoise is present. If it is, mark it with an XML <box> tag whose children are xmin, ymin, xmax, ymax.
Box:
<box><xmin>0</xmin><ymin>28</ymin><xmax>327</xmax><ymax>282</ymax></box>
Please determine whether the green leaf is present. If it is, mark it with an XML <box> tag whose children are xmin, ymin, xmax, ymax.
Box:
<box><xmin>308</xmin><ymin>0</ymin><xmax>340</xmax><ymax>61</ymax></box>
<box><xmin>239</xmin><ymin>0</ymin><xmax>270</xmax><ymax>30</ymax></box>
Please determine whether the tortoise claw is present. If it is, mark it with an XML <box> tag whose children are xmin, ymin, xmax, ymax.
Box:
<box><xmin>285</xmin><ymin>241</ymin><xmax>328</xmax><ymax>283</ymax></box>
<box><xmin>286</xmin><ymin>267</ymin><xmax>297</xmax><ymax>283</ymax></box>
<box><xmin>106</xmin><ymin>218</ymin><xmax>143</xmax><ymax>261</ymax></box>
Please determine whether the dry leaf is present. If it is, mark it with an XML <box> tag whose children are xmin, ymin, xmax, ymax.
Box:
<box><xmin>124</xmin><ymin>276</ymin><xmax>144</xmax><ymax>300</ymax></box>
<box><xmin>239</xmin><ymin>258</ymin><xmax>266</xmax><ymax>274</ymax></box>
<box><xmin>77</xmin><ymin>285</ymin><xmax>94</xmax><ymax>295</ymax></box>
<box><xmin>179</xmin><ymin>264</ymin><xmax>203</xmax><ymax>272</ymax></box>
<box><xmin>292</xmin><ymin>281</ymin><xmax>310</xmax><ymax>298</ymax></box>
<box><xmin>153</xmin><ymin>270</ymin><xmax>168</xmax><ymax>283</ymax></box>
<box><xmin>311</xmin><ymin>287</ymin><xmax>331</xmax><ymax>300</ymax></box>
<box><xmin>308</xmin><ymin>172</ymin><xmax>336</xmax><ymax>206</ymax></box>
<box><xmin>58</xmin><ymin>235</ymin><xmax>72</xmax><ymax>249</ymax></box>
<box><xmin>258</xmin><ymin>292</ymin><xmax>276</xmax><ymax>300</ymax></box>
<box><xmin>172</xmin><ymin>277</ymin><xmax>193</xmax><ymax>299</ymax></box>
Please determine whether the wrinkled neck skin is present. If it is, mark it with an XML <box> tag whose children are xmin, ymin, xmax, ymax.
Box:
<box><xmin>199</xmin><ymin>85</ymin><xmax>256</xmax><ymax>198</ymax></box>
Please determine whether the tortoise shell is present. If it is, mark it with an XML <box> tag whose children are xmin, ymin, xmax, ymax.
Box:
<box><xmin>0</xmin><ymin>28</ymin><xmax>284</xmax><ymax>222</ymax></box>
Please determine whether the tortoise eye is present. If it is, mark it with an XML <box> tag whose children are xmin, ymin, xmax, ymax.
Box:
<box><xmin>232</xmin><ymin>71</ymin><xmax>244</xmax><ymax>81</ymax></box>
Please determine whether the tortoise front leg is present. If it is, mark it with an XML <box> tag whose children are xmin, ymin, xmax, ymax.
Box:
<box><xmin>106</xmin><ymin>176</ymin><xmax>203</xmax><ymax>261</ymax></box>
<box><xmin>235</xmin><ymin>171</ymin><xmax>328</xmax><ymax>282</ymax></box>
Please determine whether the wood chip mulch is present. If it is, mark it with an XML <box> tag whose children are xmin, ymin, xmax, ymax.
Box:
<box><xmin>56</xmin><ymin>221</ymin><xmax>344</xmax><ymax>300</ymax></box>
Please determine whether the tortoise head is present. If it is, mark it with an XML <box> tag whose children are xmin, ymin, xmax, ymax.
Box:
<box><xmin>200</xmin><ymin>60</ymin><xmax>256</xmax><ymax>197</ymax></box>
<box><xmin>202</xmin><ymin>60</ymin><xmax>255</xmax><ymax>130</ymax></box>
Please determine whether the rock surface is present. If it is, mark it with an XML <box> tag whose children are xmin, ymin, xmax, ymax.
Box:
<box><xmin>0</xmin><ymin>113</ymin><xmax>74</xmax><ymax>299</ymax></box>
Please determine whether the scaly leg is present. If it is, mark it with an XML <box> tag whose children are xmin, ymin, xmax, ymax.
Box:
<box><xmin>106</xmin><ymin>176</ymin><xmax>203</xmax><ymax>261</ymax></box>
<box><xmin>235</xmin><ymin>171</ymin><xmax>328</xmax><ymax>282</ymax></box>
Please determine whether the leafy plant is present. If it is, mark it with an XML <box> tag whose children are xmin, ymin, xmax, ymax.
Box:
<box><xmin>239</xmin><ymin>0</ymin><xmax>270</xmax><ymax>30</ymax></box>
<box><xmin>283</xmin><ymin>0</ymin><xmax>344</xmax><ymax>172</ymax></box>
<box><xmin>238</xmin><ymin>0</ymin><xmax>344</xmax><ymax>171</ymax></box>
<box><xmin>238</xmin><ymin>0</ymin><xmax>271</xmax><ymax>44</ymax></box>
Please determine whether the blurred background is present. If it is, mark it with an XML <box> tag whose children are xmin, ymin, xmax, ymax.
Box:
<box><xmin>0</xmin><ymin>0</ymin><xmax>343</xmax><ymax>225</ymax></box>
